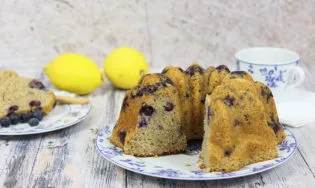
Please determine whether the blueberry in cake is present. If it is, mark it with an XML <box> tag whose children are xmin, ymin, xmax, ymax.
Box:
<box><xmin>110</xmin><ymin>64</ymin><xmax>286</xmax><ymax>172</ymax></box>
<box><xmin>0</xmin><ymin>70</ymin><xmax>55</xmax><ymax>127</ymax></box>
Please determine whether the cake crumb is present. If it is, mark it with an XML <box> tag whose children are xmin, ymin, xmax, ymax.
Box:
<box><xmin>185</xmin><ymin>164</ymin><xmax>192</xmax><ymax>166</ymax></box>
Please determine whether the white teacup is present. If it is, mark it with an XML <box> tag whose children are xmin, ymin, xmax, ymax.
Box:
<box><xmin>235</xmin><ymin>47</ymin><xmax>305</xmax><ymax>93</ymax></box>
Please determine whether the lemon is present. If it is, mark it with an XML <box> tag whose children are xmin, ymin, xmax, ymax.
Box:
<box><xmin>45</xmin><ymin>53</ymin><xmax>103</xmax><ymax>95</ymax></box>
<box><xmin>104</xmin><ymin>47</ymin><xmax>149</xmax><ymax>89</ymax></box>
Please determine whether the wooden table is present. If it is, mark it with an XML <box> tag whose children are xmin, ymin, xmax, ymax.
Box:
<box><xmin>0</xmin><ymin>68</ymin><xmax>315</xmax><ymax>188</ymax></box>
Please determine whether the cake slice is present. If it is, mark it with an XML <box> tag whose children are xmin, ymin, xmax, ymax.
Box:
<box><xmin>0</xmin><ymin>70</ymin><xmax>55</xmax><ymax>126</ymax></box>
<box><xmin>162</xmin><ymin>66</ymin><xmax>193</xmax><ymax>140</ymax></box>
<box><xmin>110</xmin><ymin>73</ymin><xmax>187</xmax><ymax>156</ymax></box>
<box><xmin>222</xmin><ymin>71</ymin><xmax>285</xmax><ymax>144</ymax></box>
<box><xmin>185</xmin><ymin>64</ymin><xmax>206</xmax><ymax>139</ymax></box>
<box><xmin>200</xmin><ymin>78</ymin><xmax>278</xmax><ymax>172</ymax></box>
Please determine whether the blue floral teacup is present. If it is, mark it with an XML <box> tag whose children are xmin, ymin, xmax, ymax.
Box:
<box><xmin>235</xmin><ymin>47</ymin><xmax>305</xmax><ymax>93</ymax></box>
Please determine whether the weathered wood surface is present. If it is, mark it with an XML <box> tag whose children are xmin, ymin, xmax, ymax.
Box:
<box><xmin>0</xmin><ymin>67</ymin><xmax>315</xmax><ymax>188</ymax></box>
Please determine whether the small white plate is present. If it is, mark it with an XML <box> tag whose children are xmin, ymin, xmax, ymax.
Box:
<box><xmin>0</xmin><ymin>91</ymin><xmax>90</xmax><ymax>135</ymax></box>
<box><xmin>96</xmin><ymin>122</ymin><xmax>297</xmax><ymax>180</ymax></box>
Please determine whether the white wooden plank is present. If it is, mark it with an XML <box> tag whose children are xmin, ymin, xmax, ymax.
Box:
<box><xmin>289</xmin><ymin>125</ymin><xmax>315</xmax><ymax>177</ymax></box>
<box><xmin>0</xmin><ymin>136</ymin><xmax>42</xmax><ymax>188</ymax></box>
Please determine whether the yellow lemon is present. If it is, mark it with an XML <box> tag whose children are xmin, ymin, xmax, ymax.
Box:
<box><xmin>45</xmin><ymin>53</ymin><xmax>103</xmax><ymax>95</ymax></box>
<box><xmin>104</xmin><ymin>47</ymin><xmax>149</xmax><ymax>89</ymax></box>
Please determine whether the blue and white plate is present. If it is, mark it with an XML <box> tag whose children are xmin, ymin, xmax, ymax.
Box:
<box><xmin>96</xmin><ymin>122</ymin><xmax>297</xmax><ymax>180</ymax></box>
<box><xmin>0</xmin><ymin>91</ymin><xmax>91</xmax><ymax>135</ymax></box>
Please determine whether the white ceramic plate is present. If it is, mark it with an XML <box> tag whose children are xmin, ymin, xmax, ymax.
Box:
<box><xmin>0</xmin><ymin>91</ymin><xmax>90</xmax><ymax>135</ymax></box>
<box><xmin>96</xmin><ymin>122</ymin><xmax>297</xmax><ymax>180</ymax></box>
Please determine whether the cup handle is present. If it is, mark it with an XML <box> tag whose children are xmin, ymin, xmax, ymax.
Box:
<box><xmin>285</xmin><ymin>67</ymin><xmax>305</xmax><ymax>89</ymax></box>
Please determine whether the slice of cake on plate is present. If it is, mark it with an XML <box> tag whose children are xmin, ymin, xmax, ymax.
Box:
<box><xmin>0</xmin><ymin>70</ymin><xmax>55</xmax><ymax>127</ymax></box>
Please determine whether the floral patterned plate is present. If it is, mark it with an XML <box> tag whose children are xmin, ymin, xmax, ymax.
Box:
<box><xmin>96</xmin><ymin>122</ymin><xmax>297</xmax><ymax>180</ymax></box>
<box><xmin>0</xmin><ymin>91</ymin><xmax>91</xmax><ymax>135</ymax></box>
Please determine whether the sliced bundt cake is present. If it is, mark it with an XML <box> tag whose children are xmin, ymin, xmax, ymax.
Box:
<box><xmin>200</xmin><ymin>78</ymin><xmax>278</xmax><ymax>172</ymax></box>
<box><xmin>0</xmin><ymin>70</ymin><xmax>55</xmax><ymax>126</ymax></box>
<box><xmin>110</xmin><ymin>64</ymin><xmax>286</xmax><ymax>171</ymax></box>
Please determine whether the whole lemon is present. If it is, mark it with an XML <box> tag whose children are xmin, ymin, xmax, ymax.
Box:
<box><xmin>45</xmin><ymin>53</ymin><xmax>103</xmax><ymax>95</ymax></box>
<box><xmin>104</xmin><ymin>47</ymin><xmax>149</xmax><ymax>89</ymax></box>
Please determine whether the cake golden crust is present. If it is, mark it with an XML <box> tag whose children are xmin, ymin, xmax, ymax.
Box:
<box><xmin>254</xmin><ymin>81</ymin><xmax>286</xmax><ymax>144</ymax></box>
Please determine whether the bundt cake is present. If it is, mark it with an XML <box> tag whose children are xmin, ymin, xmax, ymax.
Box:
<box><xmin>0</xmin><ymin>70</ymin><xmax>55</xmax><ymax>127</ymax></box>
<box><xmin>110</xmin><ymin>63</ymin><xmax>286</xmax><ymax>171</ymax></box>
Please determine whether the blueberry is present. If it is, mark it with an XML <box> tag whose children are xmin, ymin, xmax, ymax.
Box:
<box><xmin>0</xmin><ymin>117</ymin><xmax>11</xmax><ymax>127</ymax></box>
<box><xmin>28</xmin><ymin>118</ymin><xmax>40</xmax><ymax>126</ymax></box>
<box><xmin>29</xmin><ymin>100</ymin><xmax>41</xmax><ymax>107</ymax></box>
<box><xmin>216</xmin><ymin>65</ymin><xmax>230</xmax><ymax>73</ymax></box>
<box><xmin>145</xmin><ymin>85</ymin><xmax>158</xmax><ymax>93</ymax></box>
<box><xmin>164</xmin><ymin>78</ymin><xmax>174</xmax><ymax>85</ymax></box>
<box><xmin>268</xmin><ymin>114</ymin><xmax>280</xmax><ymax>133</ymax></box>
<box><xmin>119</xmin><ymin>131</ymin><xmax>127</xmax><ymax>144</ymax></box>
<box><xmin>29</xmin><ymin>79</ymin><xmax>45</xmax><ymax>90</ymax></box>
<box><xmin>185</xmin><ymin>65</ymin><xmax>205</xmax><ymax>76</ymax></box>
<box><xmin>7</xmin><ymin>105</ymin><xmax>19</xmax><ymax>114</ymax></box>
<box><xmin>164</xmin><ymin>102</ymin><xmax>174</xmax><ymax>111</ymax></box>
<box><xmin>140</xmin><ymin>85</ymin><xmax>157</xmax><ymax>94</ymax></box>
<box><xmin>137</xmin><ymin>90</ymin><xmax>143</xmax><ymax>97</ymax></box>
<box><xmin>9</xmin><ymin>113</ymin><xmax>20</xmax><ymax>125</ymax></box>
<box><xmin>267</xmin><ymin>91</ymin><xmax>273</xmax><ymax>102</ymax></box>
<box><xmin>272</xmin><ymin>125</ymin><xmax>280</xmax><ymax>133</ymax></box>
<box><xmin>20</xmin><ymin>113</ymin><xmax>32</xmax><ymax>123</ymax></box>
<box><xmin>223</xmin><ymin>95</ymin><xmax>235</xmax><ymax>106</ymax></box>
<box><xmin>231</xmin><ymin>71</ymin><xmax>246</xmax><ymax>76</ymax></box>
<box><xmin>186</xmin><ymin>93</ymin><xmax>190</xmax><ymax>98</ymax></box>
<box><xmin>32</xmin><ymin>109</ymin><xmax>45</xmax><ymax>120</ymax></box>
<box><xmin>139</xmin><ymin>104</ymin><xmax>155</xmax><ymax>116</ymax></box>
<box><xmin>224</xmin><ymin>150</ymin><xmax>232</xmax><ymax>157</ymax></box>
